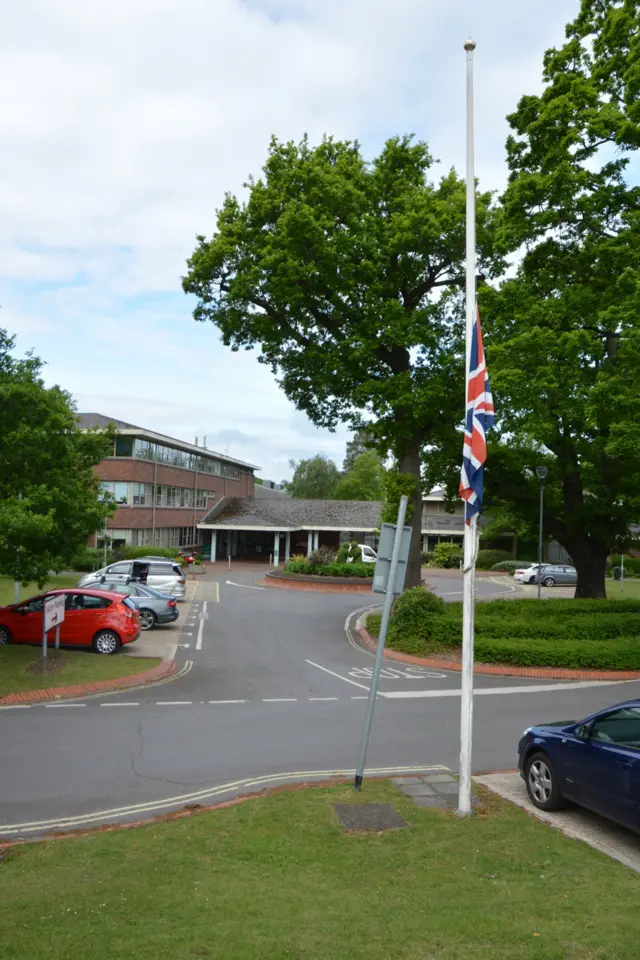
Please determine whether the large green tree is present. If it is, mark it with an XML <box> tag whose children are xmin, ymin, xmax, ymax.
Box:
<box><xmin>287</xmin><ymin>455</ymin><xmax>340</xmax><ymax>499</ymax></box>
<box><xmin>334</xmin><ymin>449</ymin><xmax>385</xmax><ymax>501</ymax></box>
<box><xmin>479</xmin><ymin>0</ymin><xmax>640</xmax><ymax>598</ymax></box>
<box><xmin>183</xmin><ymin>135</ymin><xmax>500</xmax><ymax>586</ymax></box>
<box><xmin>0</xmin><ymin>330</ymin><xmax>115</xmax><ymax>584</ymax></box>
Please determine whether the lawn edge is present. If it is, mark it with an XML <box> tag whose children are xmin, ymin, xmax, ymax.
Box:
<box><xmin>354</xmin><ymin>616</ymin><xmax>640</xmax><ymax>680</ymax></box>
<box><xmin>0</xmin><ymin>657</ymin><xmax>176</xmax><ymax>705</ymax></box>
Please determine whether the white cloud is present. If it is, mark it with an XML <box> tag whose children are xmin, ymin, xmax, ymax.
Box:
<box><xmin>0</xmin><ymin>0</ymin><xmax>575</xmax><ymax>478</ymax></box>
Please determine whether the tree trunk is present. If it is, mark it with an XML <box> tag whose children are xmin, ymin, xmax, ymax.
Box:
<box><xmin>399</xmin><ymin>437</ymin><xmax>423</xmax><ymax>589</ymax></box>
<box><xmin>568</xmin><ymin>541</ymin><xmax>608</xmax><ymax>599</ymax></box>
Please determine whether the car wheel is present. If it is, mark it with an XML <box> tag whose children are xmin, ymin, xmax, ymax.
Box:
<box><xmin>93</xmin><ymin>630</ymin><xmax>121</xmax><ymax>655</ymax></box>
<box><xmin>139</xmin><ymin>609</ymin><xmax>156</xmax><ymax>631</ymax></box>
<box><xmin>543</xmin><ymin>576</ymin><xmax>555</xmax><ymax>587</ymax></box>
<box><xmin>528</xmin><ymin>576</ymin><xmax>536</xmax><ymax>584</ymax></box>
<box><xmin>525</xmin><ymin>752</ymin><xmax>567</xmax><ymax>811</ymax></box>
<box><xmin>0</xmin><ymin>626</ymin><xmax>12</xmax><ymax>645</ymax></box>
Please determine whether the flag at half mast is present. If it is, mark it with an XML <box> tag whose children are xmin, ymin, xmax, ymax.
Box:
<box><xmin>459</xmin><ymin>306</ymin><xmax>494</xmax><ymax>522</ymax></box>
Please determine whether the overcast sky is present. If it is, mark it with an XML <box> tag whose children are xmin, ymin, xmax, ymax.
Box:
<box><xmin>0</xmin><ymin>0</ymin><xmax>576</xmax><ymax>480</ymax></box>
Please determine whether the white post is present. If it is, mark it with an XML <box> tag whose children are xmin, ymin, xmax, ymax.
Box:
<box><xmin>285</xmin><ymin>531</ymin><xmax>291</xmax><ymax>562</ymax></box>
<box><xmin>458</xmin><ymin>37</ymin><xmax>477</xmax><ymax>818</ymax></box>
<box><xmin>621</xmin><ymin>552</ymin><xmax>625</xmax><ymax>593</ymax></box>
<box><xmin>273</xmin><ymin>532</ymin><xmax>280</xmax><ymax>567</ymax></box>
<box><xmin>211</xmin><ymin>531</ymin><xmax>217</xmax><ymax>563</ymax></box>
<box><xmin>313</xmin><ymin>531</ymin><xmax>319</xmax><ymax>552</ymax></box>
<box><xmin>307</xmin><ymin>531</ymin><xmax>313</xmax><ymax>556</ymax></box>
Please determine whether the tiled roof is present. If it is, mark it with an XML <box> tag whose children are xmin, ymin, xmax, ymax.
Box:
<box><xmin>200</xmin><ymin>497</ymin><xmax>382</xmax><ymax>530</ymax></box>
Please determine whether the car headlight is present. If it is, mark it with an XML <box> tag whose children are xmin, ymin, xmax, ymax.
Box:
<box><xmin>521</xmin><ymin>727</ymin><xmax>532</xmax><ymax>737</ymax></box>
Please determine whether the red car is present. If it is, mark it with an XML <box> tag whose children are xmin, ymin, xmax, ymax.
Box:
<box><xmin>0</xmin><ymin>588</ymin><xmax>141</xmax><ymax>655</ymax></box>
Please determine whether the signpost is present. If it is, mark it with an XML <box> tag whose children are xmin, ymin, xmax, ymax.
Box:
<box><xmin>43</xmin><ymin>594</ymin><xmax>65</xmax><ymax>659</ymax></box>
<box><xmin>354</xmin><ymin>495</ymin><xmax>411</xmax><ymax>790</ymax></box>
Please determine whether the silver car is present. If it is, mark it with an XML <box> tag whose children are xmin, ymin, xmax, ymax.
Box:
<box><xmin>90</xmin><ymin>580</ymin><xmax>180</xmax><ymax>630</ymax></box>
<box><xmin>514</xmin><ymin>563</ymin><xmax>577</xmax><ymax>586</ymax></box>
<box><xmin>78</xmin><ymin>559</ymin><xmax>187</xmax><ymax>600</ymax></box>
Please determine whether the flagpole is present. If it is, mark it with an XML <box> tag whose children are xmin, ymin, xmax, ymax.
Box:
<box><xmin>458</xmin><ymin>38</ymin><xmax>477</xmax><ymax>817</ymax></box>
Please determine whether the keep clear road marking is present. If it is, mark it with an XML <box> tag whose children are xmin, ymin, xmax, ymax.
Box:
<box><xmin>225</xmin><ymin>580</ymin><xmax>266</xmax><ymax>591</ymax></box>
<box><xmin>381</xmin><ymin>678</ymin><xmax>638</xmax><ymax>699</ymax></box>
<box><xmin>305</xmin><ymin>659</ymin><xmax>371</xmax><ymax>692</ymax></box>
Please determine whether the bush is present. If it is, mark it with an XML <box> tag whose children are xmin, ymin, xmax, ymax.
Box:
<box><xmin>607</xmin><ymin>554</ymin><xmax>640</xmax><ymax>576</ymax></box>
<box><xmin>421</xmin><ymin>551</ymin><xmax>434</xmax><ymax>565</ymax></box>
<box><xmin>433</xmin><ymin>542</ymin><xmax>464</xmax><ymax>568</ymax></box>
<box><xmin>386</xmin><ymin>587</ymin><xmax>454</xmax><ymax>655</ymax></box>
<box><xmin>283</xmin><ymin>560</ymin><xmax>372</xmax><ymax>578</ymax></box>
<box><xmin>120</xmin><ymin>546</ymin><xmax>177</xmax><ymax>560</ymax></box>
<box><xmin>475</xmin><ymin>637</ymin><xmax>640</xmax><ymax>671</ymax></box>
<box><xmin>308</xmin><ymin>546</ymin><xmax>337</xmax><ymax>566</ymax></box>
<box><xmin>70</xmin><ymin>547</ymin><xmax>103</xmax><ymax>572</ymax></box>
<box><xmin>491</xmin><ymin>561</ymin><xmax>526</xmax><ymax>572</ymax></box>
<box><xmin>475</xmin><ymin>549</ymin><xmax>513</xmax><ymax>569</ymax></box>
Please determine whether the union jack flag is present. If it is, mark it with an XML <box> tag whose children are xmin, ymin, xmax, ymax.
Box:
<box><xmin>459</xmin><ymin>306</ymin><xmax>494</xmax><ymax>522</ymax></box>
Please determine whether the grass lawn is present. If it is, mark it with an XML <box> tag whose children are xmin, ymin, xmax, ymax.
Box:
<box><xmin>606</xmin><ymin>578</ymin><xmax>640</xmax><ymax>599</ymax></box>
<box><xmin>1</xmin><ymin>782</ymin><xmax>638</xmax><ymax>960</ymax></box>
<box><xmin>0</xmin><ymin>647</ymin><xmax>161</xmax><ymax>698</ymax></box>
<box><xmin>0</xmin><ymin>573</ymin><xmax>79</xmax><ymax>607</ymax></box>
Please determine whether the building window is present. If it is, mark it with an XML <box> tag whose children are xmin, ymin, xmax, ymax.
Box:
<box><xmin>133</xmin><ymin>482</ymin><xmax>153</xmax><ymax>506</ymax></box>
<box><xmin>100</xmin><ymin>481</ymin><xmax>130</xmax><ymax>504</ymax></box>
<box><xmin>115</xmin><ymin>436</ymin><xmax>134</xmax><ymax>457</ymax></box>
<box><xmin>169</xmin><ymin>528</ymin><xmax>181</xmax><ymax>547</ymax></box>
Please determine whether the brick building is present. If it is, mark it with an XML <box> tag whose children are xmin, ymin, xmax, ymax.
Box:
<box><xmin>79</xmin><ymin>414</ymin><xmax>258</xmax><ymax>551</ymax></box>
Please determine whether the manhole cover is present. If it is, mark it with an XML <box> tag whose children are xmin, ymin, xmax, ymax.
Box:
<box><xmin>333</xmin><ymin>803</ymin><xmax>408</xmax><ymax>832</ymax></box>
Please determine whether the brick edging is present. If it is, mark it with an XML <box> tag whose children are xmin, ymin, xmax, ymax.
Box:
<box><xmin>262</xmin><ymin>576</ymin><xmax>371</xmax><ymax>594</ymax></box>
<box><xmin>0</xmin><ymin>658</ymin><xmax>177</xmax><ymax>705</ymax></box>
<box><xmin>355</xmin><ymin>624</ymin><xmax>640</xmax><ymax>681</ymax></box>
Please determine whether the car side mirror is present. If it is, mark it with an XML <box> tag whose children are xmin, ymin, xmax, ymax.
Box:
<box><xmin>574</xmin><ymin>723</ymin><xmax>590</xmax><ymax>740</ymax></box>
<box><xmin>18</xmin><ymin>608</ymin><xmax>27</xmax><ymax>616</ymax></box>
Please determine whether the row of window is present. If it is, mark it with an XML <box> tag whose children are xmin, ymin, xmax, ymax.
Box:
<box><xmin>130</xmin><ymin>527</ymin><xmax>204</xmax><ymax>548</ymax></box>
<box><xmin>112</xmin><ymin>436</ymin><xmax>241</xmax><ymax>480</ymax></box>
<box><xmin>101</xmin><ymin>481</ymin><xmax>215</xmax><ymax>509</ymax></box>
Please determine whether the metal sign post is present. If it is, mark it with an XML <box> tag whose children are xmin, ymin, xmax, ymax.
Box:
<box><xmin>43</xmin><ymin>595</ymin><xmax>66</xmax><ymax>661</ymax></box>
<box><xmin>354</xmin><ymin>495</ymin><xmax>410</xmax><ymax>791</ymax></box>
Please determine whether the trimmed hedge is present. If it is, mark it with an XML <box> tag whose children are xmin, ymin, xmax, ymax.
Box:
<box><xmin>365</xmin><ymin>591</ymin><xmax>640</xmax><ymax>670</ymax></box>
<box><xmin>491</xmin><ymin>561</ymin><xmax>526</xmax><ymax>572</ymax></box>
<box><xmin>284</xmin><ymin>560</ymin><xmax>373</xmax><ymax>578</ymax></box>
<box><xmin>475</xmin><ymin>549</ymin><xmax>513</xmax><ymax>569</ymax></box>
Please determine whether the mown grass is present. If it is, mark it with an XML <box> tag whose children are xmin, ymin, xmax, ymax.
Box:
<box><xmin>1</xmin><ymin>781</ymin><xmax>638</xmax><ymax>959</ymax></box>
<box><xmin>0</xmin><ymin>574</ymin><xmax>78</xmax><ymax>607</ymax></box>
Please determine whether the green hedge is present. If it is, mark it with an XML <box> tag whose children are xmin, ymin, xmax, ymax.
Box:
<box><xmin>70</xmin><ymin>547</ymin><xmax>106</xmax><ymax>572</ymax></box>
<box><xmin>475</xmin><ymin>637</ymin><xmax>640</xmax><ymax>671</ymax></box>
<box><xmin>475</xmin><ymin>549</ymin><xmax>513</xmax><ymax>569</ymax></box>
<box><xmin>491</xmin><ymin>561</ymin><xmax>526</xmax><ymax>572</ymax></box>
<box><xmin>607</xmin><ymin>555</ymin><xmax>640</xmax><ymax>576</ymax></box>
<box><xmin>119</xmin><ymin>546</ymin><xmax>178</xmax><ymax>560</ymax></box>
<box><xmin>284</xmin><ymin>560</ymin><xmax>373</xmax><ymax>578</ymax></box>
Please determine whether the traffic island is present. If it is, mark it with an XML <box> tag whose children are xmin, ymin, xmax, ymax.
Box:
<box><xmin>1</xmin><ymin>779</ymin><xmax>638</xmax><ymax>959</ymax></box>
<box><xmin>264</xmin><ymin>570</ymin><xmax>373</xmax><ymax>593</ymax></box>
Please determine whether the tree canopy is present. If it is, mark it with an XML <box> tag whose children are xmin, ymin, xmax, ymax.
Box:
<box><xmin>334</xmin><ymin>449</ymin><xmax>385</xmax><ymax>501</ymax></box>
<box><xmin>287</xmin><ymin>455</ymin><xmax>340</xmax><ymax>499</ymax></box>
<box><xmin>478</xmin><ymin>0</ymin><xmax>640</xmax><ymax>597</ymax></box>
<box><xmin>183</xmin><ymin>134</ymin><xmax>500</xmax><ymax>586</ymax></box>
<box><xmin>0</xmin><ymin>330</ymin><xmax>115</xmax><ymax>584</ymax></box>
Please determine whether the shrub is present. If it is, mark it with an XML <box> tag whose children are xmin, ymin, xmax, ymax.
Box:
<box><xmin>607</xmin><ymin>554</ymin><xmax>640</xmax><ymax>576</ymax></box>
<box><xmin>421</xmin><ymin>551</ymin><xmax>434</xmax><ymax>565</ymax></box>
<box><xmin>386</xmin><ymin>587</ymin><xmax>454</xmax><ymax>655</ymax></box>
<box><xmin>433</xmin><ymin>542</ymin><xmax>464</xmax><ymax>568</ymax></box>
<box><xmin>475</xmin><ymin>549</ymin><xmax>513</xmax><ymax>569</ymax></box>
<box><xmin>121</xmin><ymin>546</ymin><xmax>177</xmax><ymax>560</ymax></box>
<box><xmin>282</xmin><ymin>560</ymin><xmax>372</xmax><ymax>578</ymax></box>
<box><xmin>491</xmin><ymin>561</ymin><xmax>525</xmax><ymax>572</ymax></box>
<box><xmin>337</xmin><ymin>542</ymin><xmax>362</xmax><ymax>563</ymax></box>
<box><xmin>475</xmin><ymin>637</ymin><xmax>640</xmax><ymax>671</ymax></box>
<box><xmin>70</xmin><ymin>547</ymin><xmax>103</xmax><ymax>572</ymax></box>
<box><xmin>308</xmin><ymin>546</ymin><xmax>337</xmax><ymax>566</ymax></box>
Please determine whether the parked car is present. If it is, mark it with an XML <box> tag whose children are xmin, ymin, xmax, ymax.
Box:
<box><xmin>357</xmin><ymin>544</ymin><xmax>378</xmax><ymax>564</ymax></box>
<box><xmin>90</xmin><ymin>580</ymin><xmax>179</xmax><ymax>631</ymax></box>
<box><xmin>518</xmin><ymin>700</ymin><xmax>640</xmax><ymax>833</ymax></box>
<box><xmin>78</xmin><ymin>559</ymin><xmax>187</xmax><ymax>600</ymax></box>
<box><xmin>0</xmin><ymin>588</ymin><xmax>140</xmax><ymax>654</ymax></box>
<box><xmin>513</xmin><ymin>563</ymin><xmax>577</xmax><ymax>586</ymax></box>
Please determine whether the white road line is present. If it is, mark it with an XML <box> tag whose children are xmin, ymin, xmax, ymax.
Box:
<box><xmin>44</xmin><ymin>702</ymin><xmax>86</xmax><ymax>708</ymax></box>
<box><xmin>305</xmin><ymin>659</ymin><xmax>370</xmax><ymax>691</ymax></box>
<box><xmin>381</xmin><ymin>679</ymin><xmax>637</xmax><ymax>699</ymax></box>
<box><xmin>155</xmin><ymin>700</ymin><xmax>193</xmax><ymax>705</ymax></box>
<box><xmin>225</xmin><ymin>579</ymin><xmax>265</xmax><ymax>590</ymax></box>
<box><xmin>209</xmin><ymin>699</ymin><xmax>246</xmax><ymax>704</ymax></box>
<box><xmin>100</xmin><ymin>702</ymin><xmax>140</xmax><ymax>707</ymax></box>
<box><xmin>308</xmin><ymin>697</ymin><xmax>338</xmax><ymax>701</ymax></box>
<box><xmin>0</xmin><ymin>704</ymin><xmax>31</xmax><ymax>710</ymax></box>
<box><xmin>262</xmin><ymin>698</ymin><xmax>298</xmax><ymax>703</ymax></box>
<box><xmin>196</xmin><ymin>618</ymin><xmax>204</xmax><ymax>651</ymax></box>
<box><xmin>350</xmin><ymin>695</ymin><xmax>369</xmax><ymax>699</ymax></box>
<box><xmin>203</xmin><ymin>600</ymin><xmax>208</xmax><ymax>614</ymax></box>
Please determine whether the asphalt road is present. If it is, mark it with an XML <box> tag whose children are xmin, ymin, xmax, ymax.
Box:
<box><xmin>1</xmin><ymin>568</ymin><xmax>638</xmax><ymax>838</ymax></box>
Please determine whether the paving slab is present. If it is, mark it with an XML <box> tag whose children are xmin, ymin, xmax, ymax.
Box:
<box><xmin>421</xmin><ymin>774</ymin><xmax>456</xmax><ymax>784</ymax></box>
<box><xmin>397</xmin><ymin>783</ymin><xmax>437</xmax><ymax>798</ymax></box>
<box><xmin>475</xmin><ymin>772</ymin><xmax>640</xmax><ymax>874</ymax></box>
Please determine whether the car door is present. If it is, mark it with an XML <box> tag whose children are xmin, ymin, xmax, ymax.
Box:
<box><xmin>146</xmin><ymin>562</ymin><xmax>178</xmax><ymax>594</ymax></box>
<box><xmin>61</xmin><ymin>593</ymin><xmax>89</xmax><ymax>644</ymax></box>
<box><xmin>577</xmin><ymin>707</ymin><xmax>640</xmax><ymax>830</ymax></box>
<box><xmin>102</xmin><ymin>562</ymin><xmax>133</xmax><ymax>584</ymax></box>
<box><xmin>12</xmin><ymin>596</ymin><xmax>45</xmax><ymax>643</ymax></box>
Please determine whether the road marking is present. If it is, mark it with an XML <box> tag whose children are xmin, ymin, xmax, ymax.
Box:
<box><xmin>348</xmin><ymin>665</ymin><xmax>447</xmax><ymax>681</ymax></box>
<box><xmin>196</xmin><ymin>618</ymin><xmax>204</xmax><ymax>651</ymax></box>
<box><xmin>0</xmin><ymin>704</ymin><xmax>31</xmax><ymax>710</ymax></box>
<box><xmin>262</xmin><ymin>698</ymin><xmax>297</xmax><ymax>703</ymax></box>
<box><xmin>203</xmin><ymin>600</ymin><xmax>208</xmax><ymax>614</ymax></box>
<box><xmin>209</xmin><ymin>699</ymin><xmax>246</xmax><ymax>704</ymax></box>
<box><xmin>344</xmin><ymin>605</ymin><xmax>382</xmax><ymax>656</ymax></box>
<box><xmin>0</xmin><ymin>765</ymin><xmax>449</xmax><ymax>835</ymax></box>
<box><xmin>155</xmin><ymin>700</ymin><xmax>193</xmax><ymax>705</ymax></box>
<box><xmin>44</xmin><ymin>703</ymin><xmax>86</xmax><ymax>708</ymax></box>
<box><xmin>305</xmin><ymin>659</ymin><xmax>371</xmax><ymax>691</ymax></box>
<box><xmin>184</xmin><ymin>632</ymin><xmax>194</xmax><ymax>637</ymax></box>
<box><xmin>350</xmin><ymin>695</ymin><xmax>369</xmax><ymax>699</ymax></box>
<box><xmin>381</xmin><ymin>679</ymin><xmax>637</xmax><ymax>699</ymax></box>
<box><xmin>225</xmin><ymin>580</ymin><xmax>265</xmax><ymax>590</ymax></box>
<box><xmin>178</xmin><ymin>643</ymin><xmax>191</xmax><ymax>648</ymax></box>
<box><xmin>100</xmin><ymin>702</ymin><xmax>140</xmax><ymax>707</ymax></box>
<box><xmin>308</xmin><ymin>697</ymin><xmax>338</xmax><ymax>701</ymax></box>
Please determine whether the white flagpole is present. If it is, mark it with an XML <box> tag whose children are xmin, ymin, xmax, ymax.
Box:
<box><xmin>458</xmin><ymin>38</ymin><xmax>477</xmax><ymax>817</ymax></box>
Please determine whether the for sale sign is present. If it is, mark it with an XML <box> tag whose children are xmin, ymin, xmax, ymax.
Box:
<box><xmin>44</xmin><ymin>594</ymin><xmax>66</xmax><ymax>632</ymax></box>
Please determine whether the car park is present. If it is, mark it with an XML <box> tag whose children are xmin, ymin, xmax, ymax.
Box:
<box><xmin>518</xmin><ymin>700</ymin><xmax>640</xmax><ymax>833</ymax></box>
<box><xmin>90</xmin><ymin>579</ymin><xmax>179</xmax><ymax>630</ymax></box>
<box><xmin>0</xmin><ymin>588</ymin><xmax>140</xmax><ymax>654</ymax></box>
<box><xmin>78</xmin><ymin>558</ymin><xmax>187</xmax><ymax>600</ymax></box>
<box><xmin>513</xmin><ymin>563</ymin><xmax>577</xmax><ymax>586</ymax></box>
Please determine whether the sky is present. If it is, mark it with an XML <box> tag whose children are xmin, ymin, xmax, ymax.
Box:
<box><xmin>0</xmin><ymin>0</ymin><xmax>577</xmax><ymax>481</ymax></box>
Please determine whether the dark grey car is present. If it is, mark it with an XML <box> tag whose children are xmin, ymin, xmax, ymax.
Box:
<box><xmin>90</xmin><ymin>580</ymin><xmax>179</xmax><ymax>630</ymax></box>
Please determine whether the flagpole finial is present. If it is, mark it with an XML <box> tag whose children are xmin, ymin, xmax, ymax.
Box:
<box><xmin>464</xmin><ymin>39</ymin><xmax>476</xmax><ymax>51</ymax></box>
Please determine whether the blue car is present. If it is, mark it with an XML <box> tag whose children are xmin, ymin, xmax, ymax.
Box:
<box><xmin>518</xmin><ymin>699</ymin><xmax>640</xmax><ymax>833</ymax></box>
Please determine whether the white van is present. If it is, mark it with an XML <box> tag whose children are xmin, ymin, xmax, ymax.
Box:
<box><xmin>357</xmin><ymin>544</ymin><xmax>377</xmax><ymax>564</ymax></box>
<box><xmin>78</xmin><ymin>559</ymin><xmax>187</xmax><ymax>600</ymax></box>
